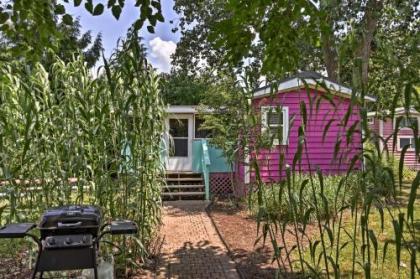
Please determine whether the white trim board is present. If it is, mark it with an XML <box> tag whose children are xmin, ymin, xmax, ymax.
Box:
<box><xmin>254</xmin><ymin>77</ymin><xmax>376</xmax><ymax>102</ymax></box>
<box><xmin>166</xmin><ymin>106</ymin><xmax>198</xmax><ymax>114</ymax></box>
<box><xmin>368</xmin><ymin>107</ymin><xmax>420</xmax><ymax>117</ymax></box>
<box><xmin>166</xmin><ymin>105</ymin><xmax>215</xmax><ymax>114</ymax></box>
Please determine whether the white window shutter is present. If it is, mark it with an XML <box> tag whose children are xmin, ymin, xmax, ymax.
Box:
<box><xmin>261</xmin><ymin>106</ymin><xmax>268</xmax><ymax>133</ymax></box>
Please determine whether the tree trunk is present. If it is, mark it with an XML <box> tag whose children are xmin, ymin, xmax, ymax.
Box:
<box><xmin>353</xmin><ymin>0</ymin><xmax>384</xmax><ymax>91</ymax></box>
<box><xmin>320</xmin><ymin>0</ymin><xmax>339</xmax><ymax>81</ymax></box>
<box><xmin>321</xmin><ymin>29</ymin><xmax>338</xmax><ymax>81</ymax></box>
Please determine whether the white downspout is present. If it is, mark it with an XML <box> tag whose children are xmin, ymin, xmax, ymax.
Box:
<box><xmin>244</xmin><ymin>146</ymin><xmax>250</xmax><ymax>184</ymax></box>
<box><xmin>379</xmin><ymin>118</ymin><xmax>384</xmax><ymax>152</ymax></box>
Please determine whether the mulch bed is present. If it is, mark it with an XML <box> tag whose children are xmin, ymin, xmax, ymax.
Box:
<box><xmin>208</xmin><ymin>199</ymin><xmax>315</xmax><ymax>279</ymax></box>
<box><xmin>0</xmin><ymin>239</ymin><xmax>34</xmax><ymax>279</ymax></box>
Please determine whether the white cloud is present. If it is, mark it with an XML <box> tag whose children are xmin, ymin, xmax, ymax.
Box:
<box><xmin>148</xmin><ymin>37</ymin><xmax>176</xmax><ymax>73</ymax></box>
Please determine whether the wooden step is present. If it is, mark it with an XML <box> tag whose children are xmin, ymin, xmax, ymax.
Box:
<box><xmin>162</xmin><ymin>191</ymin><xmax>205</xmax><ymax>196</ymax></box>
<box><xmin>166</xmin><ymin>177</ymin><xmax>203</xmax><ymax>182</ymax></box>
<box><xmin>166</xmin><ymin>172</ymin><xmax>202</xmax><ymax>178</ymax></box>
<box><xmin>164</xmin><ymin>184</ymin><xmax>205</xmax><ymax>189</ymax></box>
<box><xmin>166</xmin><ymin>171</ymin><xmax>198</xmax><ymax>174</ymax></box>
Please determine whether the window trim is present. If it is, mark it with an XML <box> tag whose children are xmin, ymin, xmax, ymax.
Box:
<box><xmin>261</xmin><ymin>106</ymin><xmax>289</xmax><ymax>145</ymax></box>
<box><xmin>167</xmin><ymin>115</ymin><xmax>193</xmax><ymax>158</ymax></box>
<box><xmin>397</xmin><ymin>136</ymin><xmax>415</xmax><ymax>151</ymax></box>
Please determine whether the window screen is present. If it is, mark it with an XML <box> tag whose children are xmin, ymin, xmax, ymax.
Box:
<box><xmin>399</xmin><ymin>138</ymin><xmax>414</xmax><ymax>149</ymax></box>
<box><xmin>169</xmin><ymin>118</ymin><xmax>189</xmax><ymax>157</ymax></box>
<box><xmin>267</xmin><ymin>110</ymin><xmax>283</xmax><ymax>125</ymax></box>
<box><xmin>169</xmin><ymin>119</ymin><xmax>188</xmax><ymax>137</ymax></box>
<box><xmin>172</xmin><ymin>139</ymin><xmax>188</xmax><ymax>156</ymax></box>
<box><xmin>195</xmin><ymin>116</ymin><xmax>213</xmax><ymax>138</ymax></box>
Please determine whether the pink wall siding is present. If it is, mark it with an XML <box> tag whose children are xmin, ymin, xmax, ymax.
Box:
<box><xmin>237</xmin><ymin>89</ymin><xmax>363</xmax><ymax>185</ymax></box>
<box><xmin>376</xmin><ymin>116</ymin><xmax>420</xmax><ymax>170</ymax></box>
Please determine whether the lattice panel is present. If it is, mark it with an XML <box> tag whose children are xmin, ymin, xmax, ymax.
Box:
<box><xmin>210</xmin><ymin>173</ymin><xmax>233</xmax><ymax>195</ymax></box>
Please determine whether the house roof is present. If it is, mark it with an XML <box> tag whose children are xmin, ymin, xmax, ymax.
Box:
<box><xmin>166</xmin><ymin>105</ymin><xmax>199</xmax><ymax>114</ymax></box>
<box><xmin>367</xmin><ymin>107</ymin><xmax>420</xmax><ymax>117</ymax></box>
<box><xmin>165</xmin><ymin>105</ymin><xmax>214</xmax><ymax>114</ymax></box>
<box><xmin>254</xmin><ymin>71</ymin><xmax>376</xmax><ymax>102</ymax></box>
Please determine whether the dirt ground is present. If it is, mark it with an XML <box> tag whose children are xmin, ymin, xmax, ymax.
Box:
<box><xmin>208</xmin><ymin>199</ymin><xmax>315</xmax><ymax>279</ymax></box>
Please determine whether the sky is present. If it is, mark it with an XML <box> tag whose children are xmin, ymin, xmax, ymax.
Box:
<box><xmin>64</xmin><ymin>0</ymin><xmax>181</xmax><ymax>73</ymax></box>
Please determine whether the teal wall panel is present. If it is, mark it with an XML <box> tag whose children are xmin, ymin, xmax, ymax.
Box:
<box><xmin>192</xmin><ymin>140</ymin><xmax>202</xmax><ymax>172</ymax></box>
<box><xmin>192</xmin><ymin>140</ymin><xmax>232</xmax><ymax>173</ymax></box>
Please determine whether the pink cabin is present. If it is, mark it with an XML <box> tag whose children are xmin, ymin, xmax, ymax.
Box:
<box><xmin>235</xmin><ymin>72</ymin><xmax>375</xmax><ymax>194</ymax></box>
<box><xmin>367</xmin><ymin>107</ymin><xmax>420</xmax><ymax>170</ymax></box>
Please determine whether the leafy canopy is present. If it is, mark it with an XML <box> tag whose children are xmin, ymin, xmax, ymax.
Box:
<box><xmin>0</xmin><ymin>0</ymin><xmax>164</xmax><ymax>61</ymax></box>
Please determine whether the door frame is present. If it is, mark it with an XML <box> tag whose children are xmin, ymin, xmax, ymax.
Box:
<box><xmin>166</xmin><ymin>114</ymin><xmax>194</xmax><ymax>172</ymax></box>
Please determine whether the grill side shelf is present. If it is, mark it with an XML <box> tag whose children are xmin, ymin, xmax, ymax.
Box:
<box><xmin>0</xmin><ymin>223</ymin><xmax>36</xmax><ymax>238</ymax></box>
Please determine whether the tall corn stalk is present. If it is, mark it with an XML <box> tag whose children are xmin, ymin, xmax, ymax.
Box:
<box><xmin>0</xmin><ymin>34</ymin><xmax>165</xmax><ymax>264</ymax></box>
<box><xmin>245</xmin><ymin>79</ymin><xmax>419</xmax><ymax>278</ymax></box>
<box><xmin>205</xmin><ymin>71</ymin><xmax>418</xmax><ymax>278</ymax></box>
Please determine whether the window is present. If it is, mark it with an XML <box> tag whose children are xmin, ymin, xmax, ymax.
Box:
<box><xmin>169</xmin><ymin>119</ymin><xmax>189</xmax><ymax>157</ymax></box>
<box><xmin>261</xmin><ymin>106</ymin><xmax>289</xmax><ymax>145</ymax></box>
<box><xmin>399</xmin><ymin>137</ymin><xmax>415</xmax><ymax>150</ymax></box>
<box><xmin>194</xmin><ymin>116</ymin><xmax>213</xmax><ymax>139</ymax></box>
<box><xmin>367</xmin><ymin>117</ymin><xmax>374</xmax><ymax>125</ymax></box>
<box><xmin>397</xmin><ymin>116</ymin><xmax>418</xmax><ymax>129</ymax></box>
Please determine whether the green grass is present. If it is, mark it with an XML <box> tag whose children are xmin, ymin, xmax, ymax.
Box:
<box><xmin>249</xmin><ymin>168</ymin><xmax>419</xmax><ymax>278</ymax></box>
<box><xmin>296</xmin><ymin>183</ymin><xmax>419</xmax><ymax>278</ymax></box>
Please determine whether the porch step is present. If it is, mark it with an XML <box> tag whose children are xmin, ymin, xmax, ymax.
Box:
<box><xmin>163</xmin><ymin>172</ymin><xmax>205</xmax><ymax>201</ymax></box>
<box><xmin>164</xmin><ymin>184</ymin><xmax>204</xmax><ymax>189</ymax></box>
<box><xmin>166</xmin><ymin>177</ymin><xmax>203</xmax><ymax>182</ymax></box>
<box><xmin>162</xmin><ymin>192</ymin><xmax>205</xmax><ymax>197</ymax></box>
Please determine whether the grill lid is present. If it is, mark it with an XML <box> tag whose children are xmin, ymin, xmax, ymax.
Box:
<box><xmin>39</xmin><ymin>205</ymin><xmax>102</xmax><ymax>229</ymax></box>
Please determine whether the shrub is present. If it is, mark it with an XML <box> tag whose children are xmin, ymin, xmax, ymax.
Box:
<box><xmin>364</xmin><ymin>141</ymin><xmax>417</xmax><ymax>200</ymax></box>
<box><xmin>387</xmin><ymin>155</ymin><xmax>418</xmax><ymax>183</ymax></box>
<box><xmin>250</xmin><ymin>173</ymin><xmax>361</xmax><ymax>223</ymax></box>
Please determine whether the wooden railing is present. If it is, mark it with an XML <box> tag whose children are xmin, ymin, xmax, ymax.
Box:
<box><xmin>201</xmin><ymin>139</ymin><xmax>211</xmax><ymax>200</ymax></box>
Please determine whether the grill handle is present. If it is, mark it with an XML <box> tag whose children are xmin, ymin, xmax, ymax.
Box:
<box><xmin>57</xmin><ymin>221</ymin><xmax>83</xmax><ymax>228</ymax></box>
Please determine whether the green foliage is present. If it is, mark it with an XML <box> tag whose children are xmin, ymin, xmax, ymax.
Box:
<box><xmin>198</xmin><ymin>73</ymin><xmax>255</xmax><ymax>173</ymax></box>
<box><xmin>387</xmin><ymin>156</ymin><xmax>418</xmax><ymax>184</ymax></box>
<box><xmin>368</xmin><ymin>2</ymin><xmax>420</xmax><ymax>109</ymax></box>
<box><xmin>194</xmin><ymin>67</ymin><xmax>419</xmax><ymax>278</ymax></box>
<box><xmin>172</xmin><ymin>0</ymin><xmax>231</xmax><ymax>73</ymax></box>
<box><xmin>172</xmin><ymin>2</ymin><xmax>419</xmax><ymax>276</ymax></box>
<box><xmin>363</xmin><ymin>145</ymin><xmax>397</xmax><ymax>200</ymax></box>
<box><xmin>45</xmin><ymin>18</ymin><xmax>103</xmax><ymax>69</ymax></box>
<box><xmin>159</xmin><ymin>71</ymin><xmax>210</xmax><ymax>105</ymax></box>
<box><xmin>0</xmin><ymin>0</ymin><xmax>164</xmax><ymax>61</ymax></box>
<box><xmin>0</xmin><ymin>11</ymin><xmax>103</xmax><ymax>69</ymax></box>
<box><xmin>250</xmin><ymin>174</ymin><xmax>361</xmax><ymax>223</ymax></box>
<box><xmin>0</xmin><ymin>34</ymin><xmax>165</xmax><ymax>267</ymax></box>
<box><xmin>173</xmin><ymin>1</ymin><xmax>418</xmax><ymax>112</ymax></box>
<box><xmin>364</xmin><ymin>141</ymin><xmax>418</xmax><ymax>197</ymax></box>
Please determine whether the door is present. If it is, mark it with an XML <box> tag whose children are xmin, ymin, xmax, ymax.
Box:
<box><xmin>166</xmin><ymin>114</ymin><xmax>193</xmax><ymax>171</ymax></box>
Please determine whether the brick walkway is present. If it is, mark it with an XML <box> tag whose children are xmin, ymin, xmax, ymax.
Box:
<box><xmin>154</xmin><ymin>201</ymin><xmax>239</xmax><ymax>279</ymax></box>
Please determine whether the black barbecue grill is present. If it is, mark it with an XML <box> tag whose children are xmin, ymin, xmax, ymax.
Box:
<box><xmin>0</xmin><ymin>205</ymin><xmax>138</xmax><ymax>279</ymax></box>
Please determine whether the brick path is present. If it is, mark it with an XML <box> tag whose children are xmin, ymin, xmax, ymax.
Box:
<box><xmin>154</xmin><ymin>201</ymin><xmax>239</xmax><ymax>279</ymax></box>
